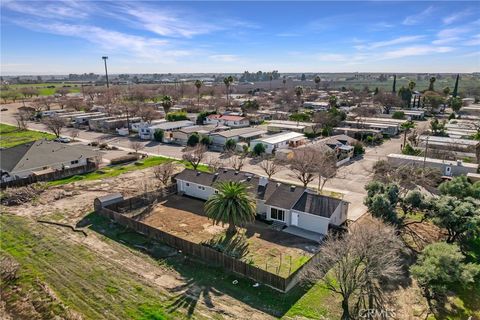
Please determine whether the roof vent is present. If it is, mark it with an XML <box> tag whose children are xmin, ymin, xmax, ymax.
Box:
<box><xmin>290</xmin><ymin>185</ymin><xmax>296</xmax><ymax>192</ymax></box>
<box><xmin>196</xmin><ymin>171</ymin><xmax>201</xmax><ymax>176</ymax></box>
<box><xmin>214</xmin><ymin>172</ymin><xmax>219</xmax><ymax>176</ymax></box>
<box><xmin>246</xmin><ymin>176</ymin><xmax>252</xmax><ymax>181</ymax></box>
<box><xmin>276</xmin><ymin>182</ymin><xmax>281</xmax><ymax>187</ymax></box>
<box><xmin>223</xmin><ymin>168</ymin><xmax>228</xmax><ymax>173</ymax></box>
<box><xmin>234</xmin><ymin>171</ymin><xmax>239</xmax><ymax>175</ymax></box>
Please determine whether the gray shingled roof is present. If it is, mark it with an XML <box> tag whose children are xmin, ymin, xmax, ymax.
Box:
<box><xmin>292</xmin><ymin>193</ymin><xmax>343</xmax><ymax>218</ymax></box>
<box><xmin>0</xmin><ymin>140</ymin><xmax>100</xmax><ymax>174</ymax></box>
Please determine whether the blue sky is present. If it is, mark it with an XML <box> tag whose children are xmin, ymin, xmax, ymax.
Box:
<box><xmin>1</xmin><ymin>1</ymin><xmax>479</xmax><ymax>75</ymax></box>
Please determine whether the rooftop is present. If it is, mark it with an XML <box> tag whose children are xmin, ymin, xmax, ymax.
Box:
<box><xmin>253</xmin><ymin>131</ymin><xmax>305</xmax><ymax>144</ymax></box>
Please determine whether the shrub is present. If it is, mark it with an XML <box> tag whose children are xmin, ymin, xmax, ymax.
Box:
<box><xmin>196</xmin><ymin>111</ymin><xmax>216</xmax><ymax>124</ymax></box>
<box><xmin>392</xmin><ymin>111</ymin><xmax>405</xmax><ymax>119</ymax></box>
<box><xmin>153</xmin><ymin>129</ymin><xmax>164</xmax><ymax>142</ymax></box>
<box><xmin>225</xmin><ymin>139</ymin><xmax>236</xmax><ymax>151</ymax></box>
<box><xmin>187</xmin><ymin>133</ymin><xmax>200</xmax><ymax>147</ymax></box>
<box><xmin>253</xmin><ymin>143</ymin><xmax>266</xmax><ymax>156</ymax></box>
<box><xmin>166</xmin><ymin>111</ymin><xmax>188</xmax><ymax>122</ymax></box>
<box><xmin>352</xmin><ymin>141</ymin><xmax>365</xmax><ymax>155</ymax></box>
<box><xmin>99</xmin><ymin>143</ymin><xmax>108</xmax><ymax>149</ymax></box>
<box><xmin>402</xmin><ymin>143</ymin><xmax>422</xmax><ymax>156</ymax></box>
<box><xmin>89</xmin><ymin>141</ymin><xmax>99</xmax><ymax>147</ymax></box>
<box><xmin>110</xmin><ymin>154</ymin><xmax>139</xmax><ymax>165</ymax></box>
<box><xmin>200</xmin><ymin>136</ymin><xmax>212</xmax><ymax>146</ymax></box>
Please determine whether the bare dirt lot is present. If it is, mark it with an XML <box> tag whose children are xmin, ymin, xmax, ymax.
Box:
<box><xmin>141</xmin><ymin>195</ymin><xmax>317</xmax><ymax>277</ymax></box>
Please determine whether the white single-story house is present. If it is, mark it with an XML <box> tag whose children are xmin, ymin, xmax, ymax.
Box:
<box><xmin>250</xmin><ymin>131</ymin><xmax>307</xmax><ymax>154</ymax></box>
<box><xmin>171</xmin><ymin>125</ymin><xmax>226</xmax><ymax>145</ymax></box>
<box><xmin>204</xmin><ymin>114</ymin><xmax>250</xmax><ymax>128</ymax></box>
<box><xmin>131</xmin><ymin>119</ymin><xmax>167</xmax><ymax>133</ymax></box>
<box><xmin>73</xmin><ymin>112</ymin><xmax>106</xmax><ymax>126</ymax></box>
<box><xmin>209</xmin><ymin>127</ymin><xmax>267</xmax><ymax>151</ymax></box>
<box><xmin>387</xmin><ymin>154</ymin><xmax>478</xmax><ymax>177</ymax></box>
<box><xmin>0</xmin><ymin>140</ymin><xmax>101</xmax><ymax>182</ymax></box>
<box><xmin>174</xmin><ymin>169</ymin><xmax>349</xmax><ymax>240</ymax></box>
<box><xmin>266</xmin><ymin>120</ymin><xmax>316</xmax><ymax>134</ymax></box>
<box><xmin>342</xmin><ymin>120</ymin><xmax>399</xmax><ymax>136</ymax></box>
<box><xmin>138</xmin><ymin>120</ymin><xmax>194</xmax><ymax>140</ymax></box>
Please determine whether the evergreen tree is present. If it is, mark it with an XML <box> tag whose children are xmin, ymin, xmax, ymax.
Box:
<box><xmin>452</xmin><ymin>74</ymin><xmax>459</xmax><ymax>98</ymax></box>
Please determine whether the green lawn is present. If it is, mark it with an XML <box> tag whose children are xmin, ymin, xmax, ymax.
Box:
<box><xmin>6</xmin><ymin>83</ymin><xmax>81</xmax><ymax>96</ymax></box>
<box><xmin>0</xmin><ymin>123</ymin><xmax>55</xmax><ymax>148</ymax></box>
<box><xmin>47</xmin><ymin>156</ymin><xmax>211</xmax><ymax>186</ymax></box>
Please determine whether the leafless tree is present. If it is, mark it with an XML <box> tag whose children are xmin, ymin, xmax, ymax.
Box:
<box><xmin>153</xmin><ymin>162</ymin><xmax>176</xmax><ymax>186</ymax></box>
<box><xmin>228</xmin><ymin>153</ymin><xmax>246</xmax><ymax>171</ymax></box>
<box><xmin>55</xmin><ymin>87</ymin><xmax>70</xmax><ymax>97</ymax></box>
<box><xmin>69</xmin><ymin>128</ymin><xmax>80</xmax><ymax>141</ymax></box>
<box><xmin>42</xmin><ymin>116</ymin><xmax>66</xmax><ymax>137</ymax></box>
<box><xmin>182</xmin><ymin>144</ymin><xmax>207</xmax><ymax>170</ymax></box>
<box><xmin>288</xmin><ymin>147</ymin><xmax>319</xmax><ymax>187</ymax></box>
<box><xmin>138</xmin><ymin>105</ymin><xmax>159</xmax><ymax>123</ymax></box>
<box><xmin>316</xmin><ymin>151</ymin><xmax>338</xmax><ymax>192</ymax></box>
<box><xmin>15</xmin><ymin>110</ymin><xmax>30</xmax><ymax>130</ymax></box>
<box><xmin>259</xmin><ymin>156</ymin><xmax>282</xmax><ymax>178</ymax></box>
<box><xmin>129</xmin><ymin>140</ymin><xmax>145</xmax><ymax>154</ymax></box>
<box><xmin>65</xmin><ymin>98</ymin><xmax>85</xmax><ymax>111</ymax></box>
<box><xmin>303</xmin><ymin>219</ymin><xmax>403</xmax><ymax>320</ymax></box>
<box><xmin>205</xmin><ymin>155</ymin><xmax>224</xmax><ymax>172</ymax></box>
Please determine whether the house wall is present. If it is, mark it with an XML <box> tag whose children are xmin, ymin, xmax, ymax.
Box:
<box><xmin>329</xmin><ymin>202</ymin><xmax>349</xmax><ymax>226</ymax></box>
<box><xmin>266</xmin><ymin>205</ymin><xmax>291</xmax><ymax>226</ymax></box>
<box><xmin>177</xmin><ymin>179</ymin><xmax>215</xmax><ymax>200</ymax></box>
<box><xmin>5</xmin><ymin>158</ymin><xmax>90</xmax><ymax>181</ymax></box>
<box><xmin>291</xmin><ymin>209</ymin><xmax>330</xmax><ymax>235</ymax></box>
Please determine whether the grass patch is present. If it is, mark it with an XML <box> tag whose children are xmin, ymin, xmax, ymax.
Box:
<box><xmin>0</xmin><ymin>215</ymin><xmax>186</xmax><ymax>319</ymax></box>
<box><xmin>48</xmin><ymin>156</ymin><xmax>211</xmax><ymax>186</ymax></box>
<box><xmin>6</xmin><ymin>83</ymin><xmax>81</xmax><ymax>96</ymax></box>
<box><xmin>0</xmin><ymin>123</ymin><xmax>55</xmax><ymax>148</ymax></box>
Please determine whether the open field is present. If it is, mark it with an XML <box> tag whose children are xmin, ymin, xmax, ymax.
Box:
<box><xmin>3</xmin><ymin>83</ymin><xmax>82</xmax><ymax>96</ymax></box>
<box><xmin>0</xmin><ymin>123</ymin><xmax>55</xmax><ymax>148</ymax></box>
<box><xmin>141</xmin><ymin>195</ymin><xmax>317</xmax><ymax>277</ymax></box>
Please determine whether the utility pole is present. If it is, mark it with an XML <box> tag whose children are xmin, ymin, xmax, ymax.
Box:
<box><xmin>422</xmin><ymin>135</ymin><xmax>429</xmax><ymax>170</ymax></box>
<box><xmin>102</xmin><ymin>56</ymin><xmax>109</xmax><ymax>88</ymax></box>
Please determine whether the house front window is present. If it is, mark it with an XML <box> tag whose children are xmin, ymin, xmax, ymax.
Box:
<box><xmin>270</xmin><ymin>208</ymin><xmax>285</xmax><ymax>221</ymax></box>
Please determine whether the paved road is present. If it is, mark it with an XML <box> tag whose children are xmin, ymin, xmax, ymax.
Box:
<box><xmin>1</xmin><ymin>103</ymin><xmax>417</xmax><ymax>221</ymax></box>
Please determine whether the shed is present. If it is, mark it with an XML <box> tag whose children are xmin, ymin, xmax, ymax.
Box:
<box><xmin>94</xmin><ymin>193</ymin><xmax>124</xmax><ymax>211</ymax></box>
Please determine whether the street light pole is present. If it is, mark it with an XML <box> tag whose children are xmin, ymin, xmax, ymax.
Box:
<box><xmin>102</xmin><ymin>56</ymin><xmax>109</xmax><ymax>88</ymax></box>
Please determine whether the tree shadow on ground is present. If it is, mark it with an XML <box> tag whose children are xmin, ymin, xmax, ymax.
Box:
<box><xmin>78</xmin><ymin>211</ymin><xmax>311</xmax><ymax>318</ymax></box>
<box><xmin>167</xmin><ymin>279</ymin><xmax>223</xmax><ymax>318</ymax></box>
<box><xmin>202</xmin><ymin>233</ymin><xmax>249</xmax><ymax>259</ymax></box>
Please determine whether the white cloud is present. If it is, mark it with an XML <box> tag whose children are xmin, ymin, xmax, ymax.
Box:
<box><xmin>364</xmin><ymin>35</ymin><xmax>425</xmax><ymax>49</ymax></box>
<box><xmin>437</xmin><ymin>26</ymin><xmax>472</xmax><ymax>38</ymax></box>
<box><xmin>403</xmin><ymin>6</ymin><xmax>434</xmax><ymax>25</ymax></box>
<box><xmin>2</xmin><ymin>0</ymin><xmax>90</xmax><ymax>19</ymax></box>
<box><xmin>464</xmin><ymin>34</ymin><xmax>480</xmax><ymax>46</ymax></box>
<box><xmin>382</xmin><ymin>45</ymin><xmax>454</xmax><ymax>59</ymax></box>
<box><xmin>443</xmin><ymin>10</ymin><xmax>473</xmax><ymax>25</ymax></box>
<box><xmin>209</xmin><ymin>54</ymin><xmax>239</xmax><ymax>62</ymax></box>
<box><xmin>432</xmin><ymin>37</ymin><xmax>461</xmax><ymax>45</ymax></box>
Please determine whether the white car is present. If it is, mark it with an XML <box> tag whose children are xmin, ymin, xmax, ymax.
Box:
<box><xmin>55</xmin><ymin>137</ymin><xmax>71</xmax><ymax>143</ymax></box>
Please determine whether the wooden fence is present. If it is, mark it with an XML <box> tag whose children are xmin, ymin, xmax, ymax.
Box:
<box><xmin>96</xmin><ymin>195</ymin><xmax>320</xmax><ymax>292</ymax></box>
<box><xmin>1</xmin><ymin>163</ymin><xmax>98</xmax><ymax>189</ymax></box>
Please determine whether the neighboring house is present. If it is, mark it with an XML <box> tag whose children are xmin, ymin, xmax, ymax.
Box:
<box><xmin>0</xmin><ymin>140</ymin><xmax>101</xmax><ymax>182</ymax></box>
<box><xmin>138</xmin><ymin>120</ymin><xmax>194</xmax><ymax>141</ymax></box>
<box><xmin>333</xmin><ymin>127</ymin><xmax>383</xmax><ymax>140</ymax></box>
<box><xmin>266</xmin><ymin>120</ymin><xmax>316</xmax><ymax>134</ymax></box>
<box><xmin>174</xmin><ymin>168</ymin><xmax>349</xmax><ymax>240</ymax></box>
<box><xmin>131</xmin><ymin>119</ymin><xmax>167</xmax><ymax>133</ymax></box>
<box><xmin>303</xmin><ymin>101</ymin><xmax>329</xmax><ymax>111</ymax></box>
<box><xmin>73</xmin><ymin>112</ymin><xmax>106</xmax><ymax>127</ymax></box>
<box><xmin>40</xmin><ymin>109</ymin><xmax>69</xmax><ymax>117</ymax></box>
<box><xmin>387</xmin><ymin>154</ymin><xmax>478</xmax><ymax>177</ymax></box>
<box><xmin>209</xmin><ymin>127</ymin><xmax>267</xmax><ymax>151</ymax></box>
<box><xmin>342</xmin><ymin>120</ymin><xmax>399</xmax><ymax>136</ymax></box>
<box><xmin>250</xmin><ymin>131</ymin><xmax>307</xmax><ymax>154</ymax></box>
<box><xmin>393</xmin><ymin>109</ymin><xmax>425</xmax><ymax>120</ymax></box>
<box><xmin>204</xmin><ymin>114</ymin><xmax>250</xmax><ymax>128</ymax></box>
<box><xmin>171</xmin><ymin>125</ymin><xmax>226</xmax><ymax>145</ymax></box>
<box><xmin>418</xmin><ymin>136</ymin><xmax>479</xmax><ymax>161</ymax></box>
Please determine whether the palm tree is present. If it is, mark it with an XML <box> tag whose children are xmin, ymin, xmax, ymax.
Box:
<box><xmin>282</xmin><ymin>76</ymin><xmax>287</xmax><ymax>90</ymax></box>
<box><xmin>194</xmin><ymin>80</ymin><xmax>203</xmax><ymax>106</ymax></box>
<box><xmin>401</xmin><ymin>120</ymin><xmax>416</xmax><ymax>149</ymax></box>
<box><xmin>314</xmin><ymin>75</ymin><xmax>321</xmax><ymax>90</ymax></box>
<box><xmin>428</xmin><ymin>77</ymin><xmax>436</xmax><ymax>91</ymax></box>
<box><xmin>204</xmin><ymin>181</ymin><xmax>256</xmax><ymax>235</ymax></box>
<box><xmin>161</xmin><ymin>95</ymin><xmax>173</xmax><ymax>114</ymax></box>
<box><xmin>223</xmin><ymin>76</ymin><xmax>234</xmax><ymax>106</ymax></box>
<box><xmin>408</xmin><ymin>81</ymin><xmax>416</xmax><ymax>91</ymax></box>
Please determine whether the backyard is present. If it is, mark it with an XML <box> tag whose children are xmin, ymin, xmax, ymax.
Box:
<box><xmin>138</xmin><ymin>195</ymin><xmax>317</xmax><ymax>278</ymax></box>
<box><xmin>0</xmin><ymin>123</ymin><xmax>55</xmax><ymax>148</ymax></box>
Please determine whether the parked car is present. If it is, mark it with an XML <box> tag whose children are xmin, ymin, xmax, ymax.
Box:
<box><xmin>55</xmin><ymin>137</ymin><xmax>71</xmax><ymax>143</ymax></box>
